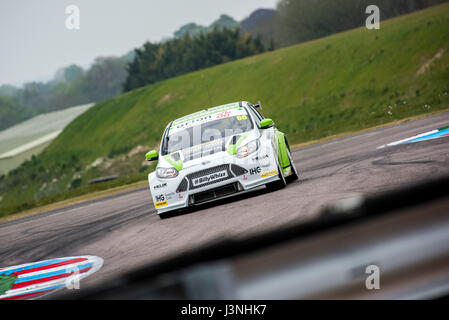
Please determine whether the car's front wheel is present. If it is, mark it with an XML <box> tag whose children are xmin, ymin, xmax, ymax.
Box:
<box><xmin>286</xmin><ymin>147</ymin><xmax>298</xmax><ymax>183</ymax></box>
<box><xmin>265</xmin><ymin>161</ymin><xmax>287</xmax><ymax>192</ymax></box>
<box><xmin>158</xmin><ymin>210</ymin><xmax>176</xmax><ymax>219</ymax></box>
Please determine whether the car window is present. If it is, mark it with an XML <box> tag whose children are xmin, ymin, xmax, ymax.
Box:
<box><xmin>252</xmin><ymin>105</ymin><xmax>265</xmax><ymax>121</ymax></box>
<box><xmin>247</xmin><ymin>106</ymin><xmax>264</xmax><ymax>127</ymax></box>
<box><xmin>163</xmin><ymin>109</ymin><xmax>253</xmax><ymax>155</ymax></box>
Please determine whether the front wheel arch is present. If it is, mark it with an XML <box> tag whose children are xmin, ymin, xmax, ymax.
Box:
<box><xmin>275</xmin><ymin>130</ymin><xmax>291</xmax><ymax>174</ymax></box>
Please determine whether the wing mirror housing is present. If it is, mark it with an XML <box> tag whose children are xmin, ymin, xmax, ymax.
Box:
<box><xmin>260</xmin><ymin>118</ymin><xmax>274</xmax><ymax>129</ymax></box>
<box><xmin>146</xmin><ymin>150</ymin><xmax>159</xmax><ymax>162</ymax></box>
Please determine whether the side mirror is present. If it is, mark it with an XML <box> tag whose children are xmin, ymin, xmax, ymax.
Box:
<box><xmin>146</xmin><ymin>150</ymin><xmax>159</xmax><ymax>162</ymax></box>
<box><xmin>260</xmin><ymin>118</ymin><xmax>274</xmax><ymax>129</ymax></box>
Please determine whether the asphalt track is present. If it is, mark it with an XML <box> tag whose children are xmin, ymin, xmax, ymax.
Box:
<box><xmin>1</xmin><ymin>111</ymin><xmax>449</xmax><ymax>295</ymax></box>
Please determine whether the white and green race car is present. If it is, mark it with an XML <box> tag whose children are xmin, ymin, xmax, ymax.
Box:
<box><xmin>146</xmin><ymin>101</ymin><xmax>298</xmax><ymax>219</ymax></box>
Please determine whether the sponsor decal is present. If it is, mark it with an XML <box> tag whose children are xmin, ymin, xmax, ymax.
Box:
<box><xmin>0</xmin><ymin>256</ymin><xmax>103</xmax><ymax>300</ymax></box>
<box><xmin>216</xmin><ymin>111</ymin><xmax>231</xmax><ymax>119</ymax></box>
<box><xmin>252</xmin><ymin>154</ymin><xmax>269</xmax><ymax>161</ymax></box>
<box><xmin>171</xmin><ymin>103</ymin><xmax>238</xmax><ymax>126</ymax></box>
<box><xmin>192</xmin><ymin>170</ymin><xmax>228</xmax><ymax>187</ymax></box>
<box><xmin>243</xmin><ymin>174</ymin><xmax>248</xmax><ymax>181</ymax></box>
<box><xmin>261</xmin><ymin>170</ymin><xmax>278</xmax><ymax>178</ymax></box>
<box><xmin>170</xmin><ymin>105</ymin><xmax>247</xmax><ymax>133</ymax></box>
<box><xmin>249</xmin><ymin>167</ymin><xmax>261</xmax><ymax>175</ymax></box>
<box><xmin>252</xmin><ymin>154</ymin><xmax>271</xmax><ymax>168</ymax></box>
<box><xmin>153</xmin><ymin>183</ymin><xmax>168</xmax><ymax>190</ymax></box>
<box><xmin>155</xmin><ymin>195</ymin><xmax>165</xmax><ymax>202</ymax></box>
<box><xmin>155</xmin><ymin>201</ymin><xmax>168</xmax><ymax>208</ymax></box>
<box><xmin>164</xmin><ymin>192</ymin><xmax>175</xmax><ymax>200</ymax></box>
<box><xmin>174</xmin><ymin>115</ymin><xmax>213</xmax><ymax>130</ymax></box>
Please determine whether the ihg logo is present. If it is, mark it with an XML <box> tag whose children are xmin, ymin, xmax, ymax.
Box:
<box><xmin>249</xmin><ymin>167</ymin><xmax>261</xmax><ymax>175</ymax></box>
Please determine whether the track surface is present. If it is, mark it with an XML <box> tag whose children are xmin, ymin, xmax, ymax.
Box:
<box><xmin>1</xmin><ymin>112</ymin><xmax>449</xmax><ymax>294</ymax></box>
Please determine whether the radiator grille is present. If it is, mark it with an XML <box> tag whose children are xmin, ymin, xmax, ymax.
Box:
<box><xmin>176</xmin><ymin>178</ymin><xmax>189</xmax><ymax>193</ymax></box>
<box><xmin>230</xmin><ymin>164</ymin><xmax>248</xmax><ymax>177</ymax></box>
<box><xmin>191</xmin><ymin>183</ymin><xmax>239</xmax><ymax>204</ymax></box>
<box><xmin>187</xmin><ymin>164</ymin><xmax>231</xmax><ymax>190</ymax></box>
<box><xmin>177</xmin><ymin>164</ymin><xmax>248</xmax><ymax>192</ymax></box>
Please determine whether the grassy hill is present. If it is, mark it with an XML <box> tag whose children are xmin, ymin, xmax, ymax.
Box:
<box><xmin>1</xmin><ymin>3</ymin><xmax>448</xmax><ymax>217</ymax></box>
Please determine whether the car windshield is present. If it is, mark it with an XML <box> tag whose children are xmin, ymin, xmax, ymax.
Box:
<box><xmin>163</xmin><ymin>109</ymin><xmax>253</xmax><ymax>155</ymax></box>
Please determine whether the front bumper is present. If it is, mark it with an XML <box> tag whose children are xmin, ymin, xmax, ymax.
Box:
<box><xmin>148</xmin><ymin>149</ymin><xmax>280</xmax><ymax>214</ymax></box>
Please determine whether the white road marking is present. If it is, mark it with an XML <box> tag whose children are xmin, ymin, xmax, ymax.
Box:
<box><xmin>377</xmin><ymin>130</ymin><xmax>438</xmax><ymax>149</ymax></box>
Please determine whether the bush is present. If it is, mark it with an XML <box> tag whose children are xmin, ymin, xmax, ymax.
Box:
<box><xmin>70</xmin><ymin>178</ymin><xmax>82</xmax><ymax>189</ymax></box>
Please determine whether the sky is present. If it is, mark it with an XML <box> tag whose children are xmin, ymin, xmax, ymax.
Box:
<box><xmin>0</xmin><ymin>0</ymin><xmax>278</xmax><ymax>87</ymax></box>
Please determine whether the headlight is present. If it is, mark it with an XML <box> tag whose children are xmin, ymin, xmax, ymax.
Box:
<box><xmin>237</xmin><ymin>140</ymin><xmax>260</xmax><ymax>158</ymax></box>
<box><xmin>156</xmin><ymin>167</ymin><xmax>179</xmax><ymax>179</ymax></box>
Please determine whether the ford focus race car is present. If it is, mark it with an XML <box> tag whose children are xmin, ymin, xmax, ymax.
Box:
<box><xmin>146</xmin><ymin>101</ymin><xmax>298</xmax><ymax>219</ymax></box>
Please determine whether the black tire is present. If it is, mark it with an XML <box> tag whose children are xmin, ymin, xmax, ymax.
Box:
<box><xmin>158</xmin><ymin>210</ymin><xmax>175</xmax><ymax>219</ymax></box>
<box><xmin>286</xmin><ymin>147</ymin><xmax>299</xmax><ymax>183</ymax></box>
<box><xmin>266</xmin><ymin>161</ymin><xmax>287</xmax><ymax>192</ymax></box>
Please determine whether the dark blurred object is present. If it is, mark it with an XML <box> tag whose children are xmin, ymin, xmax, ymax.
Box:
<box><xmin>62</xmin><ymin>175</ymin><xmax>449</xmax><ymax>299</ymax></box>
<box><xmin>88</xmin><ymin>175</ymin><xmax>119</xmax><ymax>185</ymax></box>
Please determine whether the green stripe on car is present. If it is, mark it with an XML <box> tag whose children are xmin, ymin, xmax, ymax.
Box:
<box><xmin>164</xmin><ymin>154</ymin><xmax>183</xmax><ymax>171</ymax></box>
<box><xmin>227</xmin><ymin>132</ymin><xmax>249</xmax><ymax>155</ymax></box>
<box><xmin>275</xmin><ymin>129</ymin><xmax>291</xmax><ymax>170</ymax></box>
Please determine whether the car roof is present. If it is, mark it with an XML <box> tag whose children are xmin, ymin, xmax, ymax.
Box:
<box><xmin>170</xmin><ymin>101</ymin><xmax>248</xmax><ymax>127</ymax></box>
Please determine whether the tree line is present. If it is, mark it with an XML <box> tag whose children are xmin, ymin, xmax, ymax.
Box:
<box><xmin>275</xmin><ymin>0</ymin><xmax>449</xmax><ymax>46</ymax></box>
<box><xmin>123</xmin><ymin>28</ymin><xmax>265</xmax><ymax>92</ymax></box>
